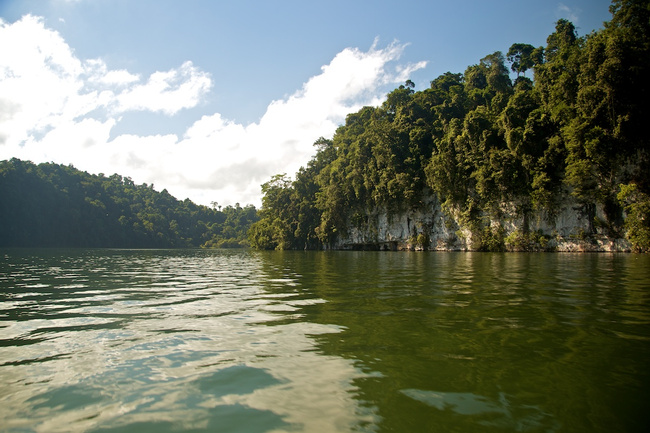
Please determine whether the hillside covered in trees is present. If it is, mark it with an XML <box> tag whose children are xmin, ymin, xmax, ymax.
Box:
<box><xmin>0</xmin><ymin>159</ymin><xmax>258</xmax><ymax>248</ymax></box>
<box><xmin>249</xmin><ymin>0</ymin><xmax>650</xmax><ymax>252</ymax></box>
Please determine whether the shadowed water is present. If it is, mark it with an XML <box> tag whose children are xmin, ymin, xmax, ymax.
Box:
<box><xmin>1</xmin><ymin>249</ymin><xmax>649</xmax><ymax>432</ymax></box>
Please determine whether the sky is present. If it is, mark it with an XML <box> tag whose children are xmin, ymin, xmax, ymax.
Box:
<box><xmin>0</xmin><ymin>0</ymin><xmax>613</xmax><ymax>207</ymax></box>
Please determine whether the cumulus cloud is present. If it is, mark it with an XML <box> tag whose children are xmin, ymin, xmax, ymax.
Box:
<box><xmin>114</xmin><ymin>61</ymin><xmax>212</xmax><ymax>115</ymax></box>
<box><xmin>0</xmin><ymin>15</ymin><xmax>86</xmax><ymax>145</ymax></box>
<box><xmin>0</xmin><ymin>15</ymin><xmax>211</xmax><ymax>145</ymax></box>
<box><xmin>0</xmin><ymin>16</ymin><xmax>426</xmax><ymax>207</ymax></box>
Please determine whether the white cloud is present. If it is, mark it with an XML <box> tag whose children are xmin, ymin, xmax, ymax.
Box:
<box><xmin>114</xmin><ymin>61</ymin><xmax>212</xmax><ymax>115</ymax></box>
<box><xmin>19</xmin><ymin>117</ymin><xmax>116</xmax><ymax>165</ymax></box>
<box><xmin>0</xmin><ymin>15</ymin><xmax>86</xmax><ymax>145</ymax></box>
<box><xmin>0</xmin><ymin>16</ymin><xmax>426</xmax><ymax>207</ymax></box>
<box><xmin>86</xmin><ymin>59</ymin><xmax>140</xmax><ymax>86</ymax></box>
<box><xmin>0</xmin><ymin>15</ymin><xmax>212</xmax><ymax>148</ymax></box>
<box><xmin>557</xmin><ymin>3</ymin><xmax>580</xmax><ymax>23</ymax></box>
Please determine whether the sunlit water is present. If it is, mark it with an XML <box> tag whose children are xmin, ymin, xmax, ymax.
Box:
<box><xmin>1</xmin><ymin>249</ymin><xmax>649</xmax><ymax>432</ymax></box>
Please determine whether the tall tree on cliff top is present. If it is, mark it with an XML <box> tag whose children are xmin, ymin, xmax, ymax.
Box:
<box><xmin>507</xmin><ymin>43</ymin><xmax>544</xmax><ymax>77</ymax></box>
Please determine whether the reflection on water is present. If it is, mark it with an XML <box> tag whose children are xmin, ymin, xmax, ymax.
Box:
<box><xmin>1</xmin><ymin>249</ymin><xmax>649</xmax><ymax>432</ymax></box>
<box><xmin>1</xmin><ymin>249</ymin><xmax>374</xmax><ymax>432</ymax></box>
<box><xmin>402</xmin><ymin>389</ymin><xmax>509</xmax><ymax>415</ymax></box>
<box><xmin>400</xmin><ymin>389</ymin><xmax>558</xmax><ymax>431</ymax></box>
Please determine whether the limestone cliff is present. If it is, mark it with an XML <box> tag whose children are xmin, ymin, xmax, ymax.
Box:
<box><xmin>332</xmin><ymin>193</ymin><xmax>631</xmax><ymax>252</ymax></box>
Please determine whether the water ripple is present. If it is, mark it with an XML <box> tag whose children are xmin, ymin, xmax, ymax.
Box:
<box><xmin>1</xmin><ymin>249</ymin><xmax>649</xmax><ymax>432</ymax></box>
<box><xmin>0</xmin><ymin>249</ymin><xmax>376</xmax><ymax>432</ymax></box>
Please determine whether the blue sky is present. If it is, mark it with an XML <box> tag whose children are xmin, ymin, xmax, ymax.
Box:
<box><xmin>0</xmin><ymin>0</ymin><xmax>613</xmax><ymax>206</ymax></box>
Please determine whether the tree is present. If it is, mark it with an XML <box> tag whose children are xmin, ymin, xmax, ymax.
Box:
<box><xmin>535</xmin><ymin>19</ymin><xmax>582</xmax><ymax>122</ymax></box>
<box><xmin>618</xmin><ymin>183</ymin><xmax>650</xmax><ymax>251</ymax></box>
<box><xmin>507</xmin><ymin>43</ymin><xmax>544</xmax><ymax>76</ymax></box>
<box><xmin>480</xmin><ymin>51</ymin><xmax>512</xmax><ymax>95</ymax></box>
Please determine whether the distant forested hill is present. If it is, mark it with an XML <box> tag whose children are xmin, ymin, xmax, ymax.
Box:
<box><xmin>0</xmin><ymin>159</ymin><xmax>258</xmax><ymax>248</ymax></box>
<box><xmin>249</xmin><ymin>0</ymin><xmax>650</xmax><ymax>252</ymax></box>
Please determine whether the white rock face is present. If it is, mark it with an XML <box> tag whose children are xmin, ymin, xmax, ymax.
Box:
<box><xmin>332</xmin><ymin>193</ymin><xmax>631</xmax><ymax>252</ymax></box>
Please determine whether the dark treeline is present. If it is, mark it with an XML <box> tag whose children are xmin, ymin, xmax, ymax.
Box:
<box><xmin>0</xmin><ymin>159</ymin><xmax>258</xmax><ymax>248</ymax></box>
<box><xmin>249</xmin><ymin>0</ymin><xmax>650</xmax><ymax>252</ymax></box>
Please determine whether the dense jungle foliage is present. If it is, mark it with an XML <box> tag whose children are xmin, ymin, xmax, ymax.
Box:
<box><xmin>249</xmin><ymin>0</ymin><xmax>650</xmax><ymax>252</ymax></box>
<box><xmin>0</xmin><ymin>159</ymin><xmax>258</xmax><ymax>248</ymax></box>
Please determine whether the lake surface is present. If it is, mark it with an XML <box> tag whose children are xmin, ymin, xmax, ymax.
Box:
<box><xmin>1</xmin><ymin>249</ymin><xmax>649</xmax><ymax>432</ymax></box>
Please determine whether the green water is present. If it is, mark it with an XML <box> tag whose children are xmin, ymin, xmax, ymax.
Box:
<box><xmin>1</xmin><ymin>249</ymin><xmax>649</xmax><ymax>432</ymax></box>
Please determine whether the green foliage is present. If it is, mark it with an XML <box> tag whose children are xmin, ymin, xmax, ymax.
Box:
<box><xmin>416</xmin><ymin>233</ymin><xmax>430</xmax><ymax>249</ymax></box>
<box><xmin>0</xmin><ymin>159</ymin><xmax>258</xmax><ymax>248</ymax></box>
<box><xmin>251</xmin><ymin>1</ymin><xmax>648</xmax><ymax>250</ymax></box>
<box><xmin>248</xmin><ymin>174</ymin><xmax>295</xmax><ymax>250</ymax></box>
<box><xmin>248</xmin><ymin>137</ymin><xmax>338</xmax><ymax>250</ymax></box>
<box><xmin>408</xmin><ymin>232</ymin><xmax>431</xmax><ymax>250</ymax></box>
<box><xmin>617</xmin><ymin>184</ymin><xmax>650</xmax><ymax>252</ymax></box>
<box><xmin>479</xmin><ymin>225</ymin><xmax>506</xmax><ymax>252</ymax></box>
<box><xmin>504</xmin><ymin>230</ymin><xmax>552</xmax><ymax>251</ymax></box>
<box><xmin>201</xmin><ymin>203</ymin><xmax>258</xmax><ymax>249</ymax></box>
